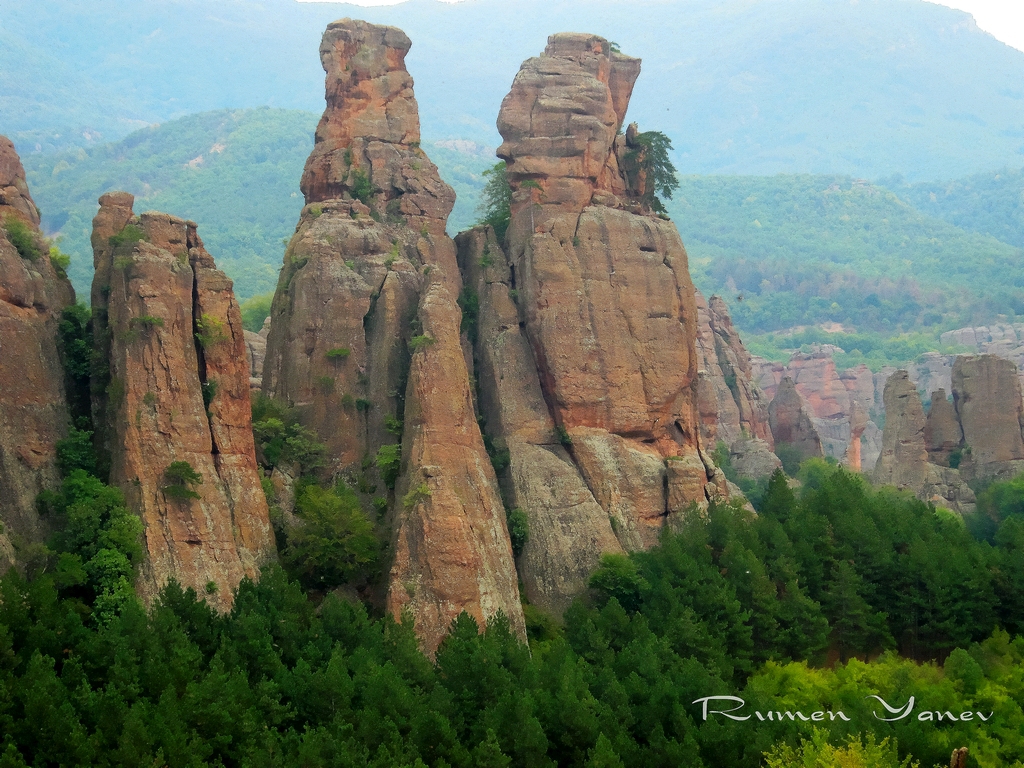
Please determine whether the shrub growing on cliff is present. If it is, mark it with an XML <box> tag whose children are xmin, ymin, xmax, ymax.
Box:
<box><xmin>3</xmin><ymin>215</ymin><xmax>41</xmax><ymax>260</ymax></box>
<box><xmin>476</xmin><ymin>161</ymin><xmax>512</xmax><ymax>240</ymax></box>
<box><xmin>163</xmin><ymin>460</ymin><xmax>202</xmax><ymax>501</ymax></box>
<box><xmin>375</xmin><ymin>443</ymin><xmax>401</xmax><ymax>489</ymax></box>
<box><xmin>108</xmin><ymin>223</ymin><xmax>147</xmax><ymax>248</ymax></box>
<box><xmin>194</xmin><ymin>313</ymin><xmax>228</xmax><ymax>348</ymax></box>
<box><xmin>626</xmin><ymin>130</ymin><xmax>679</xmax><ymax>214</ymax></box>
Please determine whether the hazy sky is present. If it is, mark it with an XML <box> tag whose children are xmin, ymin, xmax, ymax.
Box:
<box><xmin>296</xmin><ymin>0</ymin><xmax>1024</xmax><ymax>53</ymax></box>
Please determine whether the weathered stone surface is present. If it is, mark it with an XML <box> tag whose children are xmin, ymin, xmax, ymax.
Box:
<box><xmin>768</xmin><ymin>377</ymin><xmax>823</xmax><ymax>462</ymax></box>
<box><xmin>0</xmin><ymin>137</ymin><xmax>74</xmax><ymax>570</ymax></box>
<box><xmin>874</xmin><ymin>371</ymin><xmax>929</xmax><ymax>491</ymax></box>
<box><xmin>0</xmin><ymin>136</ymin><xmax>41</xmax><ymax>227</ymax></box>
<box><xmin>924</xmin><ymin>389</ymin><xmax>962</xmax><ymax>466</ymax></box>
<box><xmin>387</xmin><ymin>262</ymin><xmax>525</xmax><ymax>653</ymax></box>
<box><xmin>265</xmin><ymin>20</ymin><xmax>524</xmax><ymax>650</ymax></box>
<box><xmin>695</xmin><ymin>291</ymin><xmax>773</xmax><ymax>449</ymax></box>
<box><xmin>244</xmin><ymin>317</ymin><xmax>270</xmax><ymax>390</ymax></box>
<box><xmin>91</xmin><ymin>198</ymin><xmax>275</xmax><ymax>610</ymax></box>
<box><xmin>873</xmin><ymin>371</ymin><xmax>974</xmax><ymax>512</ymax></box>
<box><xmin>729</xmin><ymin>437</ymin><xmax>782</xmax><ymax>480</ymax></box>
<box><xmin>495</xmin><ymin>33</ymin><xmax>724</xmax><ymax>558</ymax></box>
<box><xmin>952</xmin><ymin>354</ymin><xmax>1024</xmax><ymax>481</ymax></box>
<box><xmin>457</xmin><ymin>226</ymin><xmax>621</xmax><ymax>617</ymax></box>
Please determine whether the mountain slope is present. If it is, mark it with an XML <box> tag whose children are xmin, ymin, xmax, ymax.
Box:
<box><xmin>3</xmin><ymin>0</ymin><xmax>1024</xmax><ymax>179</ymax></box>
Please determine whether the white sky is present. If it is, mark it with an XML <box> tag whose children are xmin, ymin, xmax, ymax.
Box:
<box><xmin>296</xmin><ymin>0</ymin><xmax>1024</xmax><ymax>53</ymax></box>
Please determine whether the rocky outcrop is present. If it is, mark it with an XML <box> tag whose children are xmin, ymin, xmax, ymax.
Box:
<box><xmin>695</xmin><ymin>291</ymin><xmax>773</xmax><ymax>449</ymax></box>
<box><xmin>262</xmin><ymin>19</ymin><xmax>524</xmax><ymax>651</ymax></box>
<box><xmin>952</xmin><ymin>355</ymin><xmax>1024</xmax><ymax>481</ymax></box>
<box><xmin>0</xmin><ymin>136</ymin><xmax>41</xmax><ymax>228</ymax></box>
<box><xmin>768</xmin><ymin>377</ymin><xmax>823</xmax><ymax>463</ymax></box>
<box><xmin>0</xmin><ymin>137</ymin><xmax>74</xmax><ymax>571</ymax></box>
<box><xmin>924</xmin><ymin>389</ymin><xmax>961</xmax><ymax>466</ymax></box>
<box><xmin>873</xmin><ymin>371</ymin><xmax>974</xmax><ymax>513</ymax></box>
<box><xmin>244</xmin><ymin>317</ymin><xmax>270</xmax><ymax>391</ymax></box>
<box><xmin>493</xmin><ymin>34</ymin><xmax>725</xmax><ymax>557</ymax></box>
<box><xmin>90</xmin><ymin>194</ymin><xmax>275</xmax><ymax>610</ymax></box>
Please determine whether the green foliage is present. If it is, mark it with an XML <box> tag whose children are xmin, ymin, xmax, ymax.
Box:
<box><xmin>408</xmin><ymin>334</ymin><xmax>435</xmax><ymax>352</ymax></box>
<box><xmin>476</xmin><ymin>161</ymin><xmax>512</xmax><ymax>241</ymax></box>
<box><xmin>588</xmin><ymin>553</ymin><xmax>649</xmax><ymax>613</ymax></box>
<box><xmin>162</xmin><ymin>460</ymin><xmax>202</xmax><ymax>500</ymax></box>
<box><xmin>201</xmin><ymin>378</ymin><xmax>218</xmax><ymax>410</ymax></box>
<box><xmin>107</xmin><ymin>223</ymin><xmax>147</xmax><ymax>248</ymax></box>
<box><xmin>375</xmin><ymin>443</ymin><xmax>402</xmax><ymax>489</ymax></box>
<box><xmin>384</xmin><ymin>415</ymin><xmax>404</xmax><ymax>437</ymax></box>
<box><xmin>55</xmin><ymin>427</ymin><xmax>96</xmax><ymax>478</ymax></box>
<box><xmin>239</xmin><ymin>291</ymin><xmax>273</xmax><ymax>332</ymax></box>
<box><xmin>251</xmin><ymin>396</ymin><xmax>327</xmax><ymax>475</ymax></box>
<box><xmin>48</xmin><ymin>245</ymin><xmax>70</xmax><ymax>275</ymax></box>
<box><xmin>350</xmin><ymin>168</ymin><xmax>373</xmax><ymax>205</ymax></box>
<box><xmin>2</xmin><ymin>215</ymin><xmax>42</xmax><ymax>260</ymax></box>
<box><xmin>281</xmin><ymin>483</ymin><xmax>379</xmax><ymax>590</ymax></box>
<box><xmin>40</xmin><ymin>469</ymin><xmax>144</xmax><ymax>617</ymax></box>
<box><xmin>506</xmin><ymin>508</ymin><xmax>528</xmax><ymax>558</ymax></box>
<box><xmin>57</xmin><ymin>303</ymin><xmax>92</xmax><ymax>422</ymax></box>
<box><xmin>628</xmin><ymin>130</ymin><xmax>679</xmax><ymax>213</ymax></box>
<box><xmin>763</xmin><ymin>731</ymin><xmax>917</xmax><ymax>768</ymax></box>
<box><xmin>458</xmin><ymin>285</ymin><xmax>479</xmax><ymax>344</ymax></box>
<box><xmin>672</xmin><ymin>174</ymin><xmax>1024</xmax><ymax>339</ymax></box>
<box><xmin>712</xmin><ymin>440</ymin><xmax>737</xmax><ymax>482</ymax></box>
<box><xmin>402</xmin><ymin>482</ymin><xmax>431</xmax><ymax>509</ymax></box>
<box><xmin>325</xmin><ymin>347</ymin><xmax>351</xmax><ymax>360</ymax></box>
<box><xmin>556</xmin><ymin>424</ymin><xmax>573</xmax><ymax>447</ymax></box>
<box><xmin>194</xmin><ymin>313</ymin><xmax>228</xmax><ymax>349</ymax></box>
<box><xmin>129</xmin><ymin>314</ymin><xmax>164</xmax><ymax>331</ymax></box>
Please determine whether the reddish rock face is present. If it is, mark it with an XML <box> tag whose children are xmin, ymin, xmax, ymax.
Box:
<box><xmin>0</xmin><ymin>136</ymin><xmax>41</xmax><ymax>227</ymax></box>
<box><xmin>768</xmin><ymin>377</ymin><xmax>823</xmax><ymax>463</ymax></box>
<box><xmin>952</xmin><ymin>354</ymin><xmax>1024</xmax><ymax>481</ymax></box>
<box><xmin>457</xmin><ymin>226</ymin><xmax>622</xmax><ymax>617</ymax></box>
<box><xmin>0</xmin><ymin>137</ymin><xmax>75</xmax><ymax>571</ymax></box>
<box><xmin>696</xmin><ymin>291</ymin><xmax>773</xmax><ymax>449</ymax></box>
<box><xmin>874</xmin><ymin>371</ymin><xmax>974</xmax><ymax>513</ymax></box>
<box><xmin>924</xmin><ymin>389</ymin><xmax>962</xmax><ymax>466</ymax></box>
<box><xmin>493</xmin><ymin>33</ymin><xmax>724</xmax><ymax>563</ymax></box>
<box><xmin>264</xmin><ymin>19</ymin><xmax>524</xmax><ymax>652</ymax></box>
<box><xmin>91</xmin><ymin>196</ymin><xmax>275</xmax><ymax>610</ymax></box>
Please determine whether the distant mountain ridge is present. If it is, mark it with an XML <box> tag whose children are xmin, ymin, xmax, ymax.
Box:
<box><xmin>3</xmin><ymin>0</ymin><xmax>1024</xmax><ymax>180</ymax></box>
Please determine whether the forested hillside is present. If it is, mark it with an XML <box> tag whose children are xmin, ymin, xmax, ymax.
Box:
<box><xmin>4</xmin><ymin>0</ymin><xmax>1024</xmax><ymax>180</ymax></box>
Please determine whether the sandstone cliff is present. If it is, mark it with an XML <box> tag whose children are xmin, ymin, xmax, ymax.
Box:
<box><xmin>90</xmin><ymin>193</ymin><xmax>275</xmax><ymax>610</ymax></box>
<box><xmin>873</xmin><ymin>371</ymin><xmax>974</xmax><ymax>513</ymax></box>
<box><xmin>767</xmin><ymin>377</ymin><xmax>823</xmax><ymax>464</ymax></box>
<box><xmin>951</xmin><ymin>354</ymin><xmax>1024</xmax><ymax>481</ymax></box>
<box><xmin>261</xmin><ymin>19</ymin><xmax>524</xmax><ymax>651</ymax></box>
<box><xmin>695</xmin><ymin>291</ymin><xmax>780</xmax><ymax>480</ymax></box>
<box><xmin>0</xmin><ymin>136</ymin><xmax>74</xmax><ymax>572</ymax></box>
<box><xmin>473</xmin><ymin>33</ymin><xmax>727</xmax><ymax>612</ymax></box>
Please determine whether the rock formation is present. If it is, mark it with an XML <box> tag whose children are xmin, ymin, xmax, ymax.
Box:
<box><xmin>244</xmin><ymin>317</ymin><xmax>270</xmax><ymax>391</ymax></box>
<box><xmin>694</xmin><ymin>291</ymin><xmax>780</xmax><ymax>479</ymax></box>
<box><xmin>873</xmin><ymin>371</ymin><xmax>974</xmax><ymax>513</ymax></box>
<box><xmin>90</xmin><ymin>193</ymin><xmax>275</xmax><ymax>610</ymax></box>
<box><xmin>924</xmin><ymin>389</ymin><xmax>961</xmax><ymax>466</ymax></box>
<box><xmin>768</xmin><ymin>377</ymin><xmax>823</xmax><ymax>464</ymax></box>
<box><xmin>261</xmin><ymin>19</ymin><xmax>524</xmax><ymax>651</ymax></box>
<box><xmin>0</xmin><ymin>136</ymin><xmax>74</xmax><ymax>572</ymax></box>
<box><xmin>951</xmin><ymin>355</ymin><xmax>1024</xmax><ymax>481</ymax></box>
<box><xmin>491</xmin><ymin>33</ymin><xmax>724</xmax><ymax>565</ymax></box>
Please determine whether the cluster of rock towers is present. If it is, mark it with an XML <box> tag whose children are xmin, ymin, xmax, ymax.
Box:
<box><xmin>3</xmin><ymin>18</ymin><xmax>1021</xmax><ymax>652</ymax></box>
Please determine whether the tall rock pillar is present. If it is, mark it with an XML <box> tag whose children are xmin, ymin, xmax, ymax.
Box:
<box><xmin>262</xmin><ymin>19</ymin><xmax>524</xmax><ymax>652</ymax></box>
<box><xmin>0</xmin><ymin>136</ymin><xmax>75</xmax><ymax>571</ymax></box>
<box><xmin>90</xmin><ymin>195</ymin><xmax>275</xmax><ymax>610</ymax></box>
